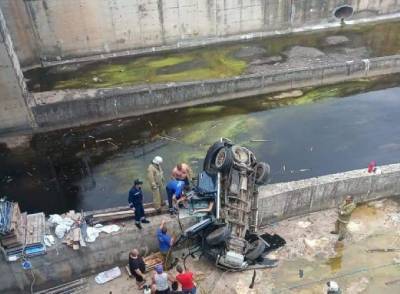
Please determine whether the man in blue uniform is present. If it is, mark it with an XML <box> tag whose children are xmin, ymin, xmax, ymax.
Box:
<box><xmin>166</xmin><ymin>179</ymin><xmax>186</xmax><ymax>215</ymax></box>
<box><xmin>129</xmin><ymin>179</ymin><xmax>150</xmax><ymax>229</ymax></box>
<box><xmin>157</xmin><ymin>219</ymin><xmax>175</xmax><ymax>270</ymax></box>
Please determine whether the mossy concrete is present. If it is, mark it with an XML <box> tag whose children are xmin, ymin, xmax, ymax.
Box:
<box><xmin>30</xmin><ymin>55</ymin><xmax>400</xmax><ymax>131</ymax></box>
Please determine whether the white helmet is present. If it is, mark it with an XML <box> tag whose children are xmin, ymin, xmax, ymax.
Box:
<box><xmin>153</xmin><ymin>156</ymin><xmax>163</xmax><ymax>165</ymax></box>
<box><xmin>327</xmin><ymin>281</ymin><xmax>339</xmax><ymax>292</ymax></box>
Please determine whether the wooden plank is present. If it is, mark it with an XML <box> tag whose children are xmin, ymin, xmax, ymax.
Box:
<box><xmin>143</xmin><ymin>252</ymin><xmax>163</xmax><ymax>272</ymax></box>
<box><xmin>85</xmin><ymin>203</ymin><xmax>155</xmax><ymax>216</ymax></box>
<box><xmin>88</xmin><ymin>206</ymin><xmax>167</xmax><ymax>225</ymax></box>
<box><xmin>26</xmin><ymin>213</ymin><xmax>45</xmax><ymax>246</ymax></box>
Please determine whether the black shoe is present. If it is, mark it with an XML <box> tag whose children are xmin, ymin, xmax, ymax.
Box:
<box><xmin>338</xmin><ymin>236</ymin><xmax>344</xmax><ymax>241</ymax></box>
<box><xmin>135</xmin><ymin>222</ymin><xmax>142</xmax><ymax>229</ymax></box>
<box><xmin>141</xmin><ymin>219</ymin><xmax>150</xmax><ymax>224</ymax></box>
<box><xmin>330</xmin><ymin>231</ymin><xmax>338</xmax><ymax>235</ymax></box>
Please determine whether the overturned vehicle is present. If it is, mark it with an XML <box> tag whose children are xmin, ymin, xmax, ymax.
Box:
<box><xmin>176</xmin><ymin>139</ymin><xmax>285</xmax><ymax>270</ymax></box>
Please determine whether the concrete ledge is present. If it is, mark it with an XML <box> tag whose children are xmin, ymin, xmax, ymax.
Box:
<box><xmin>258</xmin><ymin>163</ymin><xmax>400</xmax><ymax>225</ymax></box>
<box><xmin>0</xmin><ymin>215</ymin><xmax>196</xmax><ymax>293</ymax></box>
<box><xmin>31</xmin><ymin>55</ymin><xmax>400</xmax><ymax>131</ymax></box>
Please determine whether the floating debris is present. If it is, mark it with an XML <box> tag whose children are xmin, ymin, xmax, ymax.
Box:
<box><xmin>250</xmin><ymin>139</ymin><xmax>272</xmax><ymax>142</ymax></box>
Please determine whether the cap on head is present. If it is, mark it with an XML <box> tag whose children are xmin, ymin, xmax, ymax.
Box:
<box><xmin>155</xmin><ymin>264</ymin><xmax>163</xmax><ymax>274</ymax></box>
<box><xmin>327</xmin><ymin>280</ymin><xmax>339</xmax><ymax>291</ymax></box>
<box><xmin>134</xmin><ymin>179</ymin><xmax>143</xmax><ymax>185</ymax></box>
<box><xmin>153</xmin><ymin>156</ymin><xmax>163</xmax><ymax>165</ymax></box>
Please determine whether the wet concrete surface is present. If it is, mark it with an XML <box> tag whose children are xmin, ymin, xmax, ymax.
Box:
<box><xmin>2</xmin><ymin>75</ymin><xmax>400</xmax><ymax>214</ymax></box>
<box><xmin>82</xmin><ymin>198</ymin><xmax>400</xmax><ymax>294</ymax></box>
<box><xmin>24</xmin><ymin>19</ymin><xmax>400</xmax><ymax>92</ymax></box>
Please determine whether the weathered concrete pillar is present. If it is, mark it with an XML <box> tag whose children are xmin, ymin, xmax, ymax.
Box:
<box><xmin>0</xmin><ymin>6</ymin><xmax>35</xmax><ymax>135</ymax></box>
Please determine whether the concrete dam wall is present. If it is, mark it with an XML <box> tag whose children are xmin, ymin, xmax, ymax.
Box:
<box><xmin>0</xmin><ymin>6</ymin><xmax>35</xmax><ymax>134</ymax></box>
<box><xmin>258</xmin><ymin>163</ymin><xmax>400</xmax><ymax>225</ymax></box>
<box><xmin>1</xmin><ymin>0</ymin><xmax>400</xmax><ymax>135</ymax></box>
<box><xmin>1</xmin><ymin>0</ymin><xmax>400</xmax><ymax>67</ymax></box>
<box><xmin>2</xmin><ymin>163</ymin><xmax>400</xmax><ymax>293</ymax></box>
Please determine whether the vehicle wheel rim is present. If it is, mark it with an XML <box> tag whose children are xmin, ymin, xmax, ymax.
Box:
<box><xmin>215</xmin><ymin>150</ymin><xmax>226</xmax><ymax>168</ymax></box>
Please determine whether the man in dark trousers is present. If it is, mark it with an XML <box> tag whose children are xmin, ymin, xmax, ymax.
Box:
<box><xmin>129</xmin><ymin>179</ymin><xmax>150</xmax><ymax>229</ymax></box>
<box><xmin>129</xmin><ymin>248</ymin><xmax>146</xmax><ymax>289</ymax></box>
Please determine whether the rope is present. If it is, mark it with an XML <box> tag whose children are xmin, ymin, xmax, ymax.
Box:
<box><xmin>29</xmin><ymin>268</ymin><xmax>36</xmax><ymax>294</ymax></box>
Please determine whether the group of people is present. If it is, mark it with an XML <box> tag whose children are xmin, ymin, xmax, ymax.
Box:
<box><xmin>129</xmin><ymin>156</ymin><xmax>195</xmax><ymax>229</ymax></box>
<box><xmin>128</xmin><ymin>155</ymin><xmax>356</xmax><ymax>293</ymax></box>
<box><xmin>128</xmin><ymin>219</ymin><xmax>196</xmax><ymax>294</ymax></box>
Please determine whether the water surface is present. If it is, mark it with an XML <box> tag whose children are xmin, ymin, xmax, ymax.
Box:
<box><xmin>2</xmin><ymin>77</ymin><xmax>400</xmax><ymax>213</ymax></box>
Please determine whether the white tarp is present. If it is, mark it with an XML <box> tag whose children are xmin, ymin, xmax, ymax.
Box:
<box><xmin>85</xmin><ymin>224</ymin><xmax>120</xmax><ymax>243</ymax></box>
<box><xmin>95</xmin><ymin>267</ymin><xmax>121</xmax><ymax>284</ymax></box>
<box><xmin>49</xmin><ymin>214</ymin><xmax>74</xmax><ymax>239</ymax></box>
<box><xmin>44</xmin><ymin>235</ymin><xmax>55</xmax><ymax>247</ymax></box>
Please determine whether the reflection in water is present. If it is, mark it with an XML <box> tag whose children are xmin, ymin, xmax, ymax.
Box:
<box><xmin>2</xmin><ymin>76</ymin><xmax>400</xmax><ymax>213</ymax></box>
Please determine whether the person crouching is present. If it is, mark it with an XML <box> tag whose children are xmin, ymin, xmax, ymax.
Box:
<box><xmin>129</xmin><ymin>249</ymin><xmax>146</xmax><ymax>289</ymax></box>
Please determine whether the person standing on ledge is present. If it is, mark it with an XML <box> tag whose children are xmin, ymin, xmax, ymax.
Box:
<box><xmin>148</xmin><ymin>156</ymin><xmax>165</xmax><ymax>213</ymax></box>
<box><xmin>331</xmin><ymin>195</ymin><xmax>356</xmax><ymax>241</ymax></box>
<box><xmin>129</xmin><ymin>179</ymin><xmax>150</xmax><ymax>229</ymax></box>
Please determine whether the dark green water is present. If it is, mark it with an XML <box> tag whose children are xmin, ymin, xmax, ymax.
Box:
<box><xmin>24</xmin><ymin>19</ymin><xmax>400</xmax><ymax>92</ymax></box>
<box><xmin>1</xmin><ymin>76</ymin><xmax>400</xmax><ymax>214</ymax></box>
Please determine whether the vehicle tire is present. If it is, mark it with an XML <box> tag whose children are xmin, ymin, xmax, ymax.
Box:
<box><xmin>203</xmin><ymin>141</ymin><xmax>226</xmax><ymax>175</ymax></box>
<box><xmin>214</xmin><ymin>147</ymin><xmax>233</xmax><ymax>172</ymax></box>
<box><xmin>245</xmin><ymin>239</ymin><xmax>266</xmax><ymax>261</ymax></box>
<box><xmin>206</xmin><ymin>226</ymin><xmax>231</xmax><ymax>246</ymax></box>
<box><xmin>255</xmin><ymin>162</ymin><xmax>270</xmax><ymax>185</ymax></box>
<box><xmin>231</xmin><ymin>145</ymin><xmax>250</xmax><ymax>165</ymax></box>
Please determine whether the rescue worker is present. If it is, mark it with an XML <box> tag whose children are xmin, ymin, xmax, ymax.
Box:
<box><xmin>172</xmin><ymin>163</ymin><xmax>193</xmax><ymax>188</ymax></box>
<box><xmin>166</xmin><ymin>179</ymin><xmax>186</xmax><ymax>215</ymax></box>
<box><xmin>157</xmin><ymin>220</ymin><xmax>175</xmax><ymax>270</ymax></box>
<box><xmin>147</xmin><ymin>156</ymin><xmax>165</xmax><ymax>213</ymax></box>
<box><xmin>331</xmin><ymin>195</ymin><xmax>356</xmax><ymax>241</ymax></box>
<box><xmin>128</xmin><ymin>179</ymin><xmax>150</xmax><ymax>229</ymax></box>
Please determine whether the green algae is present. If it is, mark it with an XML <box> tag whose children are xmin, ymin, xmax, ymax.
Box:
<box><xmin>180</xmin><ymin>115</ymin><xmax>258</xmax><ymax>146</ymax></box>
<box><xmin>51</xmin><ymin>47</ymin><xmax>247</xmax><ymax>90</ymax></box>
<box><xmin>259</xmin><ymin>79</ymin><xmax>373</xmax><ymax>109</ymax></box>
<box><xmin>147</xmin><ymin>56</ymin><xmax>193</xmax><ymax>68</ymax></box>
<box><xmin>26</xmin><ymin>19</ymin><xmax>400</xmax><ymax>92</ymax></box>
<box><xmin>184</xmin><ymin>105</ymin><xmax>226</xmax><ymax>115</ymax></box>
